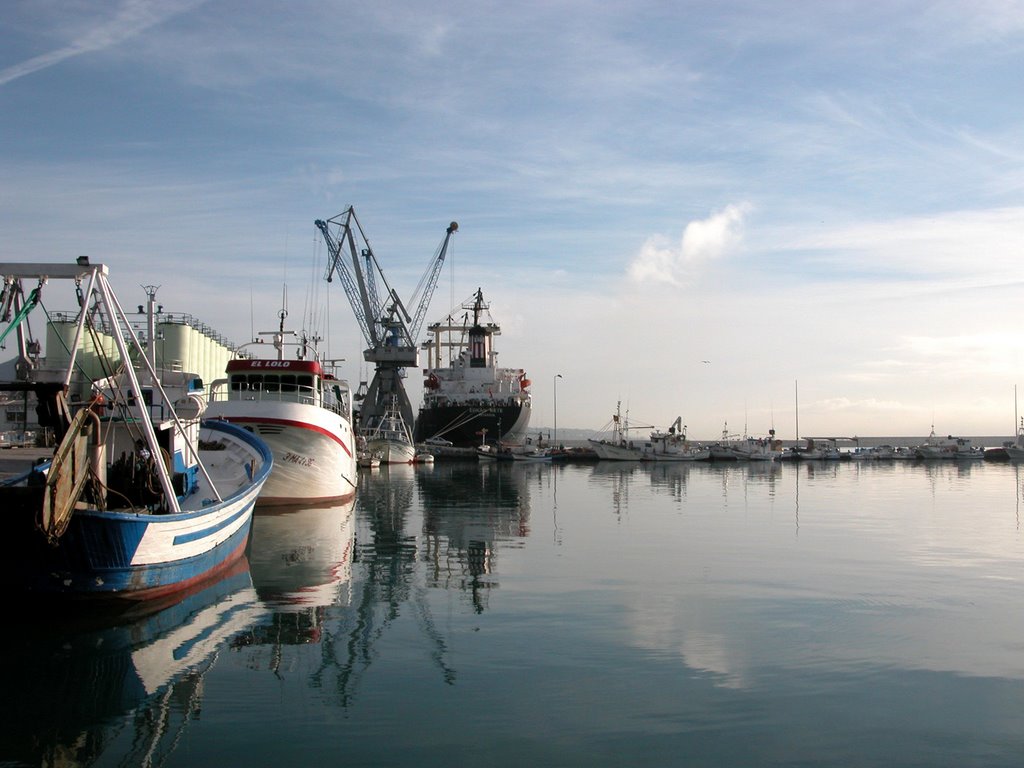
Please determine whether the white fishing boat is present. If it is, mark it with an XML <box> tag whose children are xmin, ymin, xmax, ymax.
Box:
<box><xmin>206</xmin><ymin>307</ymin><xmax>357</xmax><ymax>506</ymax></box>
<box><xmin>646</xmin><ymin>417</ymin><xmax>710</xmax><ymax>461</ymax></box>
<box><xmin>914</xmin><ymin>428</ymin><xmax>983</xmax><ymax>460</ymax></box>
<box><xmin>0</xmin><ymin>260</ymin><xmax>272</xmax><ymax>599</ymax></box>
<box><xmin>588</xmin><ymin>402</ymin><xmax>650</xmax><ymax>460</ymax></box>
<box><xmin>708</xmin><ymin>422</ymin><xmax>740</xmax><ymax>460</ymax></box>
<box><xmin>365</xmin><ymin>395</ymin><xmax>416</xmax><ymax>464</ymax></box>
<box><xmin>731</xmin><ymin>429</ymin><xmax>783</xmax><ymax>461</ymax></box>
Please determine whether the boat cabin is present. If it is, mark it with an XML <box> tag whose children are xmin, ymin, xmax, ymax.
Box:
<box><xmin>221</xmin><ymin>359</ymin><xmax>349</xmax><ymax>415</ymax></box>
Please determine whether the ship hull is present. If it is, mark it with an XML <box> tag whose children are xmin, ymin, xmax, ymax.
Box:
<box><xmin>205</xmin><ymin>400</ymin><xmax>357</xmax><ymax>506</ymax></box>
<box><xmin>414</xmin><ymin>402</ymin><xmax>531</xmax><ymax>448</ymax></box>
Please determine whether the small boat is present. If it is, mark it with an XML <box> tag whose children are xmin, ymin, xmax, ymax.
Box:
<box><xmin>358</xmin><ymin>451</ymin><xmax>382</xmax><ymax>469</ymax></box>
<box><xmin>414</xmin><ymin>452</ymin><xmax>435</xmax><ymax>464</ymax></box>
<box><xmin>364</xmin><ymin>395</ymin><xmax>416</xmax><ymax>464</ymax></box>
<box><xmin>0</xmin><ymin>260</ymin><xmax>272</xmax><ymax>599</ymax></box>
<box><xmin>206</xmin><ymin>307</ymin><xmax>357</xmax><ymax>506</ymax></box>
<box><xmin>509</xmin><ymin>448</ymin><xmax>554</xmax><ymax>462</ymax></box>
<box><xmin>476</xmin><ymin>442</ymin><xmax>513</xmax><ymax>461</ymax></box>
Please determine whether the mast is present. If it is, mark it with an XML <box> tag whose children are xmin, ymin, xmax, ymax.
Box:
<box><xmin>795</xmin><ymin>380</ymin><xmax>799</xmax><ymax>440</ymax></box>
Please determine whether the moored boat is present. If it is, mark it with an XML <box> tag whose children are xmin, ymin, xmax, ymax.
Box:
<box><xmin>588</xmin><ymin>402</ymin><xmax>650</xmax><ymax>460</ymax></box>
<box><xmin>415</xmin><ymin>288</ymin><xmax>531</xmax><ymax>448</ymax></box>
<box><xmin>914</xmin><ymin>428</ymin><xmax>983</xmax><ymax>460</ymax></box>
<box><xmin>0</xmin><ymin>260</ymin><xmax>272</xmax><ymax>599</ymax></box>
<box><xmin>1004</xmin><ymin>418</ymin><xmax>1024</xmax><ymax>461</ymax></box>
<box><xmin>646</xmin><ymin>417</ymin><xmax>710</xmax><ymax>461</ymax></box>
<box><xmin>206</xmin><ymin>308</ymin><xmax>357</xmax><ymax>506</ymax></box>
<box><xmin>731</xmin><ymin>429</ymin><xmax>783</xmax><ymax>461</ymax></box>
<box><xmin>365</xmin><ymin>395</ymin><xmax>416</xmax><ymax>464</ymax></box>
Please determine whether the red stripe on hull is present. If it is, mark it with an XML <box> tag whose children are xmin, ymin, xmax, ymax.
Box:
<box><xmin>225</xmin><ymin>416</ymin><xmax>354</xmax><ymax>457</ymax></box>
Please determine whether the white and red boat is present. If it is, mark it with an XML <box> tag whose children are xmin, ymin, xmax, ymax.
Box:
<box><xmin>207</xmin><ymin>311</ymin><xmax>357</xmax><ymax>506</ymax></box>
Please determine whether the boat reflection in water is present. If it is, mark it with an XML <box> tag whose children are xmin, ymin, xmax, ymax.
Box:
<box><xmin>248</xmin><ymin>500</ymin><xmax>356</xmax><ymax>610</ymax></box>
<box><xmin>0</xmin><ymin>559</ymin><xmax>261</xmax><ymax>767</ymax></box>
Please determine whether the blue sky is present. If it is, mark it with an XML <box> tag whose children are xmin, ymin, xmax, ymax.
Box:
<box><xmin>2</xmin><ymin>0</ymin><xmax>1023</xmax><ymax>438</ymax></box>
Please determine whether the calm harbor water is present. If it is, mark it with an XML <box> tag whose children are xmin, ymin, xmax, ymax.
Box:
<box><xmin>5</xmin><ymin>458</ymin><xmax>1024</xmax><ymax>766</ymax></box>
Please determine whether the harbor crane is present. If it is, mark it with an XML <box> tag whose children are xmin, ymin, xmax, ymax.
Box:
<box><xmin>315</xmin><ymin>206</ymin><xmax>458</xmax><ymax>434</ymax></box>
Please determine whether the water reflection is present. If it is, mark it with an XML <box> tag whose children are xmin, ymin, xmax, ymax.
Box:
<box><xmin>248</xmin><ymin>500</ymin><xmax>356</xmax><ymax>610</ymax></box>
<box><xmin>0</xmin><ymin>561</ymin><xmax>260</xmax><ymax>766</ymax></box>
<box><xmin>416</xmin><ymin>461</ymin><xmax>533</xmax><ymax>612</ymax></box>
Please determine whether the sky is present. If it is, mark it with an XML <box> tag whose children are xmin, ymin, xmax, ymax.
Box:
<box><xmin>2</xmin><ymin>0</ymin><xmax>1024</xmax><ymax>440</ymax></box>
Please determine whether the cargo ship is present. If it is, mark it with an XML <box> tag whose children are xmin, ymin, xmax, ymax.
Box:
<box><xmin>414</xmin><ymin>288</ymin><xmax>531</xmax><ymax>448</ymax></box>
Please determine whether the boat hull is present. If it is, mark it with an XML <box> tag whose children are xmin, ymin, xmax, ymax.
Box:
<box><xmin>2</xmin><ymin>420</ymin><xmax>271</xmax><ymax>599</ymax></box>
<box><xmin>205</xmin><ymin>400</ymin><xmax>356</xmax><ymax>505</ymax></box>
<box><xmin>588</xmin><ymin>439</ymin><xmax>645</xmax><ymax>461</ymax></box>
<box><xmin>366</xmin><ymin>438</ymin><xmax>416</xmax><ymax>464</ymax></box>
<box><xmin>414</xmin><ymin>402</ymin><xmax>531</xmax><ymax>448</ymax></box>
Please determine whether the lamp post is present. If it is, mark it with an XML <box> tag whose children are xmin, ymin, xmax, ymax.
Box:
<box><xmin>553</xmin><ymin>374</ymin><xmax>562</xmax><ymax>448</ymax></box>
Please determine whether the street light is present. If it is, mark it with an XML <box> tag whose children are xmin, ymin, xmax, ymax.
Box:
<box><xmin>553</xmin><ymin>374</ymin><xmax>563</xmax><ymax>448</ymax></box>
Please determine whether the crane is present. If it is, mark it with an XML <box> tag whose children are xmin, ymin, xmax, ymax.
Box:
<box><xmin>315</xmin><ymin>207</ymin><xmax>458</xmax><ymax>434</ymax></box>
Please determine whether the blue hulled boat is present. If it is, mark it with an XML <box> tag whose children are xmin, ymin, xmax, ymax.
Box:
<box><xmin>0</xmin><ymin>260</ymin><xmax>272</xmax><ymax>599</ymax></box>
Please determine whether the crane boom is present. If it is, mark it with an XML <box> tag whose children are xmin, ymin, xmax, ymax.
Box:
<box><xmin>316</xmin><ymin>210</ymin><xmax>376</xmax><ymax>347</ymax></box>
<box><xmin>408</xmin><ymin>221</ymin><xmax>458</xmax><ymax>344</ymax></box>
<box><xmin>315</xmin><ymin>207</ymin><xmax>459</xmax><ymax>435</ymax></box>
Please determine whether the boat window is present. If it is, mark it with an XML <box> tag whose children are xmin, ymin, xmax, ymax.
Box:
<box><xmin>230</xmin><ymin>375</ymin><xmax>246</xmax><ymax>391</ymax></box>
<box><xmin>247</xmin><ymin>375</ymin><xmax>263</xmax><ymax>391</ymax></box>
<box><xmin>263</xmin><ymin>374</ymin><xmax>280</xmax><ymax>393</ymax></box>
<box><xmin>280</xmin><ymin>375</ymin><xmax>297</xmax><ymax>393</ymax></box>
<box><xmin>298</xmin><ymin>375</ymin><xmax>313</xmax><ymax>391</ymax></box>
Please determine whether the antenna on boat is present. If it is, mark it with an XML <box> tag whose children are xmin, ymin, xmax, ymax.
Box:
<box><xmin>249</xmin><ymin>279</ymin><xmax>255</xmax><ymax>345</ymax></box>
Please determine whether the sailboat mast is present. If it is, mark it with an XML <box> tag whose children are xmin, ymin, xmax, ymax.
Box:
<box><xmin>795</xmin><ymin>380</ymin><xmax>800</xmax><ymax>440</ymax></box>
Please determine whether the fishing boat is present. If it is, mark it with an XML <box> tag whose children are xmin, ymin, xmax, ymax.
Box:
<box><xmin>365</xmin><ymin>394</ymin><xmax>416</xmax><ymax>464</ymax></box>
<box><xmin>731</xmin><ymin>429</ymin><xmax>783</xmax><ymax>461</ymax></box>
<box><xmin>914</xmin><ymin>428</ymin><xmax>983</xmax><ymax>460</ymax></box>
<box><xmin>206</xmin><ymin>307</ymin><xmax>357</xmax><ymax>505</ymax></box>
<box><xmin>646</xmin><ymin>418</ymin><xmax>710</xmax><ymax>461</ymax></box>
<box><xmin>0</xmin><ymin>260</ymin><xmax>272</xmax><ymax>599</ymax></box>
<box><xmin>414</xmin><ymin>288</ymin><xmax>532</xmax><ymax>448</ymax></box>
<box><xmin>708</xmin><ymin>422</ymin><xmax>740</xmax><ymax>461</ymax></box>
<box><xmin>588</xmin><ymin>402</ymin><xmax>650</xmax><ymax>460</ymax></box>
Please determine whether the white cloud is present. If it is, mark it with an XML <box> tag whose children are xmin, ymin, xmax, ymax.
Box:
<box><xmin>628</xmin><ymin>203</ymin><xmax>752</xmax><ymax>286</ymax></box>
